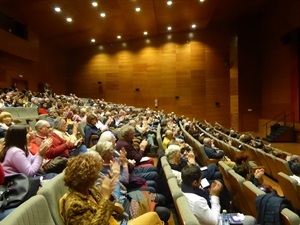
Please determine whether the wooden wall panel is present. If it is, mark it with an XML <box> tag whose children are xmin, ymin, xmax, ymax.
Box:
<box><xmin>67</xmin><ymin>30</ymin><xmax>231</xmax><ymax>125</ymax></box>
<box><xmin>0</xmin><ymin>40</ymin><xmax>67</xmax><ymax>94</ymax></box>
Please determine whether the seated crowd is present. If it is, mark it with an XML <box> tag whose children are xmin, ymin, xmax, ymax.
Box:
<box><xmin>0</xmin><ymin>86</ymin><xmax>299</xmax><ymax>225</ymax></box>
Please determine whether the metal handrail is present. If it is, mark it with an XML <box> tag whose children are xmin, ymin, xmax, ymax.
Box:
<box><xmin>263</xmin><ymin>111</ymin><xmax>295</xmax><ymax>136</ymax></box>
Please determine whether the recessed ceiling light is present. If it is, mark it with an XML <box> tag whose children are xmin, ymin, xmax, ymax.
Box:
<box><xmin>66</xmin><ymin>17</ymin><xmax>72</xmax><ymax>22</ymax></box>
<box><xmin>135</xmin><ymin>7</ymin><xmax>141</xmax><ymax>12</ymax></box>
<box><xmin>191</xmin><ymin>24</ymin><xmax>196</xmax><ymax>29</ymax></box>
<box><xmin>167</xmin><ymin>26</ymin><xmax>172</xmax><ymax>31</ymax></box>
<box><xmin>100</xmin><ymin>12</ymin><xmax>106</xmax><ymax>17</ymax></box>
<box><xmin>92</xmin><ymin>2</ymin><xmax>98</xmax><ymax>7</ymax></box>
<box><xmin>167</xmin><ymin>1</ymin><xmax>173</xmax><ymax>6</ymax></box>
<box><xmin>117</xmin><ymin>35</ymin><xmax>121</xmax><ymax>39</ymax></box>
<box><xmin>200</xmin><ymin>0</ymin><xmax>205</xmax><ymax>2</ymax></box>
<box><xmin>54</xmin><ymin>7</ymin><xmax>61</xmax><ymax>12</ymax></box>
<box><xmin>91</xmin><ymin>39</ymin><xmax>96</xmax><ymax>43</ymax></box>
<box><xmin>143</xmin><ymin>31</ymin><xmax>148</xmax><ymax>35</ymax></box>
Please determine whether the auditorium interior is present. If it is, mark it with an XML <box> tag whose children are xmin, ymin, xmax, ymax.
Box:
<box><xmin>1</xmin><ymin>0</ymin><xmax>300</xmax><ymax>224</ymax></box>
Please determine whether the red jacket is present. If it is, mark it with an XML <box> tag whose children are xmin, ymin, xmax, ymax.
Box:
<box><xmin>45</xmin><ymin>132</ymin><xmax>75</xmax><ymax>159</ymax></box>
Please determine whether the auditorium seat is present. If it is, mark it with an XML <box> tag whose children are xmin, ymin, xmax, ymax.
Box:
<box><xmin>160</xmin><ymin>155</ymin><xmax>169</xmax><ymax>168</ymax></box>
<box><xmin>176</xmin><ymin>196</ymin><xmax>199</xmax><ymax>225</ymax></box>
<box><xmin>277</xmin><ymin>172</ymin><xmax>300</xmax><ymax>210</ymax></box>
<box><xmin>167</xmin><ymin>177</ymin><xmax>183</xmax><ymax>203</ymax></box>
<box><xmin>255</xmin><ymin>149</ymin><xmax>272</xmax><ymax>177</ymax></box>
<box><xmin>242</xmin><ymin>180</ymin><xmax>265</xmax><ymax>217</ymax></box>
<box><xmin>37</xmin><ymin>172</ymin><xmax>67</xmax><ymax>225</ymax></box>
<box><xmin>227</xmin><ymin>169</ymin><xmax>252</xmax><ymax>215</ymax></box>
<box><xmin>281</xmin><ymin>208</ymin><xmax>300</xmax><ymax>225</ymax></box>
<box><xmin>218</xmin><ymin>161</ymin><xmax>233</xmax><ymax>193</ymax></box>
<box><xmin>1</xmin><ymin>195</ymin><xmax>55</xmax><ymax>225</ymax></box>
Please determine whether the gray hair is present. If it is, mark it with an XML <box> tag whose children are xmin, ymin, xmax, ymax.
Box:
<box><xmin>35</xmin><ymin>120</ymin><xmax>49</xmax><ymax>130</ymax></box>
<box><xmin>118</xmin><ymin>125</ymin><xmax>134</xmax><ymax>141</ymax></box>
<box><xmin>53</xmin><ymin>117</ymin><xmax>65</xmax><ymax>130</ymax></box>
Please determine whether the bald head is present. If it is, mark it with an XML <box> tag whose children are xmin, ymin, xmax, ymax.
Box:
<box><xmin>35</xmin><ymin>120</ymin><xmax>51</xmax><ymax>137</ymax></box>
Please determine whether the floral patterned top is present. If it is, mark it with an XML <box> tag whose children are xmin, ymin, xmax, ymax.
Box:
<box><xmin>59</xmin><ymin>186</ymin><xmax>119</xmax><ymax>225</ymax></box>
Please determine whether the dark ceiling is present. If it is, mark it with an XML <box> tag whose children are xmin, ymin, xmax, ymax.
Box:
<box><xmin>0</xmin><ymin>0</ymin><xmax>271</xmax><ymax>50</ymax></box>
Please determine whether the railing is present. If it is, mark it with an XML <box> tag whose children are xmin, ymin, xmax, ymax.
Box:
<box><xmin>263</xmin><ymin>111</ymin><xmax>295</xmax><ymax>136</ymax></box>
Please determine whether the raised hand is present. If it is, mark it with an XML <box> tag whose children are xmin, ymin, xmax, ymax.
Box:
<box><xmin>38</xmin><ymin>138</ymin><xmax>53</xmax><ymax>157</ymax></box>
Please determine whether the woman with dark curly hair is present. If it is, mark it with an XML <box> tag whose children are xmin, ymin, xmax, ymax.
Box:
<box><xmin>60</xmin><ymin>154</ymin><xmax>164</xmax><ymax>225</ymax></box>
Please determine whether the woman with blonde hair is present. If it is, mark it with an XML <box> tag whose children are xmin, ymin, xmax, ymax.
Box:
<box><xmin>0</xmin><ymin>112</ymin><xmax>14</xmax><ymax>138</ymax></box>
<box><xmin>60</xmin><ymin>154</ymin><xmax>164</xmax><ymax>225</ymax></box>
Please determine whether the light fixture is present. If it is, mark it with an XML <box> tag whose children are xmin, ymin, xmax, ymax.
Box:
<box><xmin>143</xmin><ymin>31</ymin><xmax>148</xmax><ymax>35</ymax></box>
<box><xmin>66</xmin><ymin>17</ymin><xmax>72</xmax><ymax>22</ymax></box>
<box><xmin>167</xmin><ymin>1</ymin><xmax>173</xmax><ymax>6</ymax></box>
<box><xmin>135</xmin><ymin>7</ymin><xmax>141</xmax><ymax>12</ymax></box>
<box><xmin>167</xmin><ymin>26</ymin><xmax>172</xmax><ymax>31</ymax></box>
<box><xmin>100</xmin><ymin>12</ymin><xmax>106</xmax><ymax>17</ymax></box>
<box><xmin>200</xmin><ymin>0</ymin><xmax>205</xmax><ymax>2</ymax></box>
<box><xmin>91</xmin><ymin>39</ymin><xmax>96</xmax><ymax>43</ymax></box>
<box><xmin>191</xmin><ymin>24</ymin><xmax>196</xmax><ymax>29</ymax></box>
<box><xmin>92</xmin><ymin>2</ymin><xmax>98</xmax><ymax>7</ymax></box>
<box><xmin>54</xmin><ymin>7</ymin><xmax>61</xmax><ymax>12</ymax></box>
<box><xmin>117</xmin><ymin>35</ymin><xmax>121</xmax><ymax>39</ymax></box>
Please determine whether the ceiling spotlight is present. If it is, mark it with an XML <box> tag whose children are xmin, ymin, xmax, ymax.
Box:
<box><xmin>117</xmin><ymin>35</ymin><xmax>121</xmax><ymax>39</ymax></box>
<box><xmin>191</xmin><ymin>24</ymin><xmax>196</xmax><ymax>29</ymax></box>
<box><xmin>91</xmin><ymin>39</ymin><xmax>96</xmax><ymax>43</ymax></box>
<box><xmin>200</xmin><ymin>0</ymin><xmax>205</xmax><ymax>2</ymax></box>
<box><xmin>66</xmin><ymin>17</ymin><xmax>72</xmax><ymax>22</ymax></box>
<box><xmin>100</xmin><ymin>12</ymin><xmax>106</xmax><ymax>17</ymax></box>
<box><xmin>92</xmin><ymin>2</ymin><xmax>98</xmax><ymax>7</ymax></box>
<box><xmin>54</xmin><ymin>7</ymin><xmax>61</xmax><ymax>12</ymax></box>
<box><xmin>135</xmin><ymin>7</ymin><xmax>141</xmax><ymax>12</ymax></box>
<box><xmin>167</xmin><ymin>26</ymin><xmax>172</xmax><ymax>31</ymax></box>
<box><xmin>167</xmin><ymin>1</ymin><xmax>173</xmax><ymax>6</ymax></box>
<box><xmin>143</xmin><ymin>31</ymin><xmax>148</xmax><ymax>35</ymax></box>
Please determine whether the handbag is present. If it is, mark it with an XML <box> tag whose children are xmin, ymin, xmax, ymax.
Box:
<box><xmin>0</xmin><ymin>173</ymin><xmax>40</xmax><ymax>209</ymax></box>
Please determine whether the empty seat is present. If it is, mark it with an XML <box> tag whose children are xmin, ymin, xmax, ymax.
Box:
<box><xmin>281</xmin><ymin>208</ymin><xmax>300</xmax><ymax>225</ymax></box>
<box><xmin>227</xmin><ymin>169</ymin><xmax>252</xmax><ymax>215</ymax></box>
<box><xmin>1</xmin><ymin>195</ymin><xmax>55</xmax><ymax>225</ymax></box>
<box><xmin>242</xmin><ymin>180</ymin><xmax>266</xmax><ymax>217</ymax></box>
<box><xmin>277</xmin><ymin>172</ymin><xmax>300</xmax><ymax>210</ymax></box>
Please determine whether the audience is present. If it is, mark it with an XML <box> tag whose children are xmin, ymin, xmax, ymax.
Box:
<box><xmin>0</xmin><ymin>125</ymin><xmax>52</xmax><ymax>176</ymax></box>
<box><xmin>60</xmin><ymin>154</ymin><xmax>164</xmax><ymax>225</ymax></box>
<box><xmin>84</xmin><ymin>114</ymin><xmax>101</xmax><ymax>148</ymax></box>
<box><xmin>203</xmin><ymin>137</ymin><xmax>224</xmax><ymax>159</ymax></box>
<box><xmin>181</xmin><ymin>164</ymin><xmax>256</xmax><ymax>225</ymax></box>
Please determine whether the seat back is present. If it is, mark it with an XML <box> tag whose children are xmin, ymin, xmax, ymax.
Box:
<box><xmin>37</xmin><ymin>173</ymin><xmax>67</xmax><ymax>225</ymax></box>
<box><xmin>218</xmin><ymin>161</ymin><xmax>233</xmax><ymax>193</ymax></box>
<box><xmin>167</xmin><ymin>177</ymin><xmax>183</xmax><ymax>203</ymax></box>
<box><xmin>227</xmin><ymin>169</ymin><xmax>252</xmax><ymax>215</ymax></box>
<box><xmin>1</xmin><ymin>195</ymin><xmax>55</xmax><ymax>225</ymax></box>
<box><xmin>242</xmin><ymin>180</ymin><xmax>266</xmax><ymax>217</ymax></box>
<box><xmin>176</xmin><ymin>196</ymin><xmax>199</xmax><ymax>225</ymax></box>
<box><xmin>77</xmin><ymin>121</ymin><xmax>86</xmax><ymax>138</ymax></box>
<box><xmin>277</xmin><ymin>172</ymin><xmax>300</xmax><ymax>209</ymax></box>
<box><xmin>255</xmin><ymin>149</ymin><xmax>272</xmax><ymax>177</ymax></box>
<box><xmin>281</xmin><ymin>208</ymin><xmax>300</xmax><ymax>225</ymax></box>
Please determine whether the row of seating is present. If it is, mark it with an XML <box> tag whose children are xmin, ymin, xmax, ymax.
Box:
<box><xmin>2</xmin><ymin>107</ymin><xmax>43</xmax><ymax>130</ymax></box>
<box><xmin>218</xmin><ymin>160</ymin><xmax>300</xmax><ymax>225</ymax></box>
<box><xmin>198</xmin><ymin>124</ymin><xmax>292</xmax><ymax>181</ymax></box>
<box><xmin>1</xmin><ymin>173</ymin><xmax>67</xmax><ymax>225</ymax></box>
<box><xmin>160</xmin><ymin>156</ymin><xmax>199</xmax><ymax>225</ymax></box>
<box><xmin>179</xmin><ymin>122</ymin><xmax>219</xmax><ymax>167</ymax></box>
<box><xmin>178</xmin><ymin>121</ymin><xmax>300</xmax><ymax>224</ymax></box>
